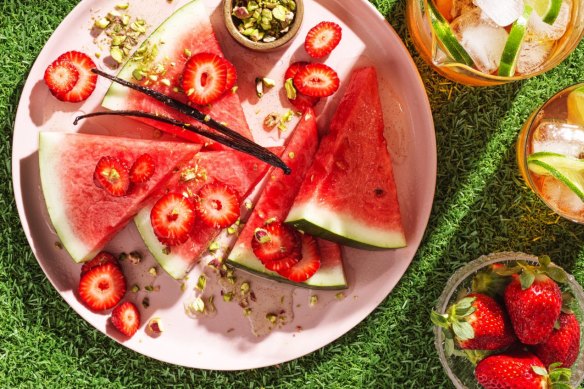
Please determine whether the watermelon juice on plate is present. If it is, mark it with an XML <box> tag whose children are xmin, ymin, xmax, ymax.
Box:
<box><xmin>12</xmin><ymin>0</ymin><xmax>436</xmax><ymax>369</ymax></box>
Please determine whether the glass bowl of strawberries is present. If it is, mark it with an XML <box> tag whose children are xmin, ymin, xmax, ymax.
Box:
<box><xmin>432</xmin><ymin>252</ymin><xmax>584</xmax><ymax>388</ymax></box>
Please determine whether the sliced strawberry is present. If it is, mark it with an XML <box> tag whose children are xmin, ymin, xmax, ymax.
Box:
<box><xmin>182</xmin><ymin>52</ymin><xmax>228</xmax><ymax>105</ymax></box>
<box><xmin>93</xmin><ymin>156</ymin><xmax>131</xmax><ymax>197</ymax></box>
<box><xmin>195</xmin><ymin>181</ymin><xmax>241</xmax><ymax>228</ymax></box>
<box><xmin>264</xmin><ymin>250</ymin><xmax>301</xmax><ymax>272</ymax></box>
<box><xmin>304</xmin><ymin>21</ymin><xmax>342</xmax><ymax>58</ymax></box>
<box><xmin>111</xmin><ymin>301</ymin><xmax>140</xmax><ymax>337</ymax></box>
<box><xmin>284</xmin><ymin>62</ymin><xmax>321</xmax><ymax>109</ymax></box>
<box><xmin>293</xmin><ymin>63</ymin><xmax>340</xmax><ymax>98</ymax></box>
<box><xmin>223</xmin><ymin>58</ymin><xmax>237</xmax><ymax>92</ymax></box>
<box><xmin>44</xmin><ymin>59</ymin><xmax>79</xmax><ymax>99</ymax></box>
<box><xmin>150</xmin><ymin>193</ymin><xmax>196</xmax><ymax>246</ymax></box>
<box><xmin>129</xmin><ymin>153</ymin><xmax>156</xmax><ymax>184</ymax></box>
<box><xmin>278</xmin><ymin>234</ymin><xmax>321</xmax><ymax>282</ymax></box>
<box><xmin>78</xmin><ymin>263</ymin><xmax>127</xmax><ymax>311</ymax></box>
<box><xmin>81</xmin><ymin>251</ymin><xmax>119</xmax><ymax>276</ymax></box>
<box><xmin>284</xmin><ymin>61</ymin><xmax>310</xmax><ymax>81</ymax></box>
<box><xmin>56</xmin><ymin>51</ymin><xmax>97</xmax><ymax>102</ymax></box>
<box><xmin>251</xmin><ymin>222</ymin><xmax>301</xmax><ymax>263</ymax></box>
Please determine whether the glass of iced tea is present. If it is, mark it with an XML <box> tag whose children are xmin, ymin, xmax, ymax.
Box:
<box><xmin>517</xmin><ymin>83</ymin><xmax>584</xmax><ymax>223</ymax></box>
<box><xmin>406</xmin><ymin>0</ymin><xmax>584</xmax><ymax>86</ymax></box>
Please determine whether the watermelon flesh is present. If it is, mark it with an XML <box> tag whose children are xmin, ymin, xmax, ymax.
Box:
<box><xmin>102</xmin><ymin>0</ymin><xmax>253</xmax><ymax>149</ymax></box>
<box><xmin>285</xmin><ymin>67</ymin><xmax>406</xmax><ymax>249</ymax></box>
<box><xmin>38</xmin><ymin>132</ymin><xmax>200</xmax><ymax>262</ymax></box>
<box><xmin>227</xmin><ymin>109</ymin><xmax>347</xmax><ymax>289</ymax></box>
<box><xmin>134</xmin><ymin>149</ymin><xmax>280</xmax><ymax>279</ymax></box>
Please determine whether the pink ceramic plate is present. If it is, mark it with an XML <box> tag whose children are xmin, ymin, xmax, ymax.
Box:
<box><xmin>12</xmin><ymin>0</ymin><xmax>435</xmax><ymax>369</ymax></box>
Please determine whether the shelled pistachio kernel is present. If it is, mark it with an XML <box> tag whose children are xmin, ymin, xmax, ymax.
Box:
<box><xmin>232</xmin><ymin>0</ymin><xmax>296</xmax><ymax>42</ymax></box>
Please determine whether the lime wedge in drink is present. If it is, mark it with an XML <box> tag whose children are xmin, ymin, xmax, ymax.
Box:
<box><xmin>427</xmin><ymin>0</ymin><xmax>474</xmax><ymax>67</ymax></box>
<box><xmin>525</xmin><ymin>0</ymin><xmax>562</xmax><ymax>24</ymax></box>
<box><xmin>527</xmin><ymin>151</ymin><xmax>584</xmax><ymax>201</ymax></box>
<box><xmin>567</xmin><ymin>86</ymin><xmax>584</xmax><ymax>126</ymax></box>
<box><xmin>498</xmin><ymin>5</ymin><xmax>533</xmax><ymax>77</ymax></box>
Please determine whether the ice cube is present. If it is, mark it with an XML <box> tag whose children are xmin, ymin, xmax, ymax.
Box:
<box><xmin>451</xmin><ymin>9</ymin><xmax>509</xmax><ymax>73</ymax></box>
<box><xmin>557</xmin><ymin>183</ymin><xmax>584</xmax><ymax>217</ymax></box>
<box><xmin>540</xmin><ymin>176</ymin><xmax>562</xmax><ymax>204</ymax></box>
<box><xmin>473</xmin><ymin>0</ymin><xmax>524</xmax><ymax>26</ymax></box>
<box><xmin>516</xmin><ymin>39</ymin><xmax>554</xmax><ymax>75</ymax></box>
<box><xmin>451</xmin><ymin>0</ymin><xmax>476</xmax><ymax>19</ymax></box>
<box><xmin>532</xmin><ymin>121</ymin><xmax>584</xmax><ymax>158</ymax></box>
<box><xmin>527</xmin><ymin>0</ymin><xmax>571</xmax><ymax>41</ymax></box>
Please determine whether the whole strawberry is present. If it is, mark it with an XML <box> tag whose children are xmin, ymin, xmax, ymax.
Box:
<box><xmin>534</xmin><ymin>312</ymin><xmax>581</xmax><ymax>368</ymax></box>
<box><xmin>474</xmin><ymin>349</ymin><xmax>568</xmax><ymax>389</ymax></box>
<box><xmin>504</xmin><ymin>273</ymin><xmax>562</xmax><ymax>345</ymax></box>
<box><xmin>431</xmin><ymin>293</ymin><xmax>515</xmax><ymax>352</ymax></box>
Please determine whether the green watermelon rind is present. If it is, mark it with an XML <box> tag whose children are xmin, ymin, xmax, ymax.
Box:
<box><xmin>101</xmin><ymin>0</ymin><xmax>206</xmax><ymax>109</ymax></box>
<box><xmin>134</xmin><ymin>205</ymin><xmax>194</xmax><ymax>280</ymax></box>
<box><xmin>39</xmin><ymin>132</ymin><xmax>94</xmax><ymax>262</ymax></box>
<box><xmin>227</xmin><ymin>244</ymin><xmax>348</xmax><ymax>290</ymax></box>
<box><xmin>285</xmin><ymin>201</ymin><xmax>407</xmax><ymax>250</ymax></box>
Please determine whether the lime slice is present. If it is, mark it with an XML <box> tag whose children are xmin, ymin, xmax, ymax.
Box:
<box><xmin>527</xmin><ymin>151</ymin><xmax>584</xmax><ymax>201</ymax></box>
<box><xmin>567</xmin><ymin>86</ymin><xmax>584</xmax><ymax>126</ymax></box>
<box><xmin>498</xmin><ymin>5</ymin><xmax>532</xmax><ymax>77</ymax></box>
<box><xmin>427</xmin><ymin>0</ymin><xmax>474</xmax><ymax>67</ymax></box>
<box><xmin>525</xmin><ymin>0</ymin><xmax>562</xmax><ymax>24</ymax></box>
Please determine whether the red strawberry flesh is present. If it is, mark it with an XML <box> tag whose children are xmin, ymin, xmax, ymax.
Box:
<box><xmin>150</xmin><ymin>192</ymin><xmax>196</xmax><ymax>246</ymax></box>
<box><xmin>534</xmin><ymin>312</ymin><xmax>581</xmax><ymax>368</ymax></box>
<box><xmin>304</xmin><ymin>21</ymin><xmax>342</xmax><ymax>58</ymax></box>
<box><xmin>293</xmin><ymin>63</ymin><xmax>340</xmax><ymax>98</ymax></box>
<box><xmin>278</xmin><ymin>234</ymin><xmax>322</xmax><ymax>282</ymax></box>
<box><xmin>111</xmin><ymin>301</ymin><xmax>140</xmax><ymax>337</ymax></box>
<box><xmin>44</xmin><ymin>60</ymin><xmax>79</xmax><ymax>98</ymax></box>
<box><xmin>93</xmin><ymin>156</ymin><xmax>131</xmax><ymax>197</ymax></box>
<box><xmin>182</xmin><ymin>52</ymin><xmax>228</xmax><ymax>105</ymax></box>
<box><xmin>195</xmin><ymin>181</ymin><xmax>241</xmax><ymax>228</ymax></box>
<box><xmin>223</xmin><ymin>58</ymin><xmax>237</xmax><ymax>92</ymax></box>
<box><xmin>284</xmin><ymin>62</ymin><xmax>321</xmax><ymax>109</ymax></box>
<box><xmin>81</xmin><ymin>251</ymin><xmax>119</xmax><ymax>276</ymax></box>
<box><xmin>130</xmin><ymin>153</ymin><xmax>156</xmax><ymax>184</ymax></box>
<box><xmin>251</xmin><ymin>222</ymin><xmax>301</xmax><ymax>263</ymax></box>
<box><xmin>78</xmin><ymin>263</ymin><xmax>127</xmax><ymax>311</ymax></box>
<box><xmin>56</xmin><ymin>51</ymin><xmax>97</xmax><ymax>103</ymax></box>
<box><xmin>504</xmin><ymin>274</ymin><xmax>562</xmax><ymax>345</ymax></box>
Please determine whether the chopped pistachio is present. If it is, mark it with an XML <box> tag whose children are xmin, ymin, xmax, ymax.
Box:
<box><xmin>244</xmin><ymin>199</ymin><xmax>253</xmax><ymax>209</ymax></box>
<box><xmin>277</xmin><ymin>122</ymin><xmax>287</xmax><ymax>132</ymax></box>
<box><xmin>146</xmin><ymin>317</ymin><xmax>164</xmax><ymax>336</ymax></box>
<box><xmin>222</xmin><ymin>292</ymin><xmax>234</xmax><ymax>302</ymax></box>
<box><xmin>262</xmin><ymin>77</ymin><xmax>276</xmax><ymax>88</ymax></box>
<box><xmin>240</xmin><ymin>282</ymin><xmax>251</xmax><ymax>295</ymax></box>
<box><xmin>204</xmin><ymin>115</ymin><xmax>211</xmax><ymax>122</ymax></box>
<box><xmin>142</xmin><ymin>297</ymin><xmax>150</xmax><ymax>309</ymax></box>
<box><xmin>336</xmin><ymin>292</ymin><xmax>346</xmax><ymax>300</ymax></box>
<box><xmin>122</xmin><ymin>14</ymin><xmax>131</xmax><ymax>26</ymax></box>
<box><xmin>263</xmin><ymin>112</ymin><xmax>280</xmax><ymax>129</ymax></box>
<box><xmin>195</xmin><ymin>275</ymin><xmax>207</xmax><ymax>291</ymax></box>
<box><xmin>184</xmin><ymin>48</ymin><xmax>192</xmax><ymax>57</ymax></box>
<box><xmin>232</xmin><ymin>6</ymin><xmax>251</xmax><ymax>19</ymax></box>
<box><xmin>272</xmin><ymin>5</ymin><xmax>287</xmax><ymax>21</ymax></box>
<box><xmin>266</xmin><ymin>313</ymin><xmax>278</xmax><ymax>323</ymax></box>
<box><xmin>288</xmin><ymin>151</ymin><xmax>295</xmax><ymax>159</ymax></box>
<box><xmin>180</xmin><ymin>282</ymin><xmax>187</xmax><ymax>292</ymax></box>
<box><xmin>243</xmin><ymin>307</ymin><xmax>252</xmax><ymax>317</ymax></box>
<box><xmin>94</xmin><ymin>17</ymin><xmax>110</xmax><ymax>29</ymax></box>
<box><xmin>160</xmin><ymin>78</ymin><xmax>171</xmax><ymax>87</ymax></box>
<box><xmin>255</xmin><ymin>77</ymin><xmax>264</xmax><ymax>98</ymax></box>
<box><xmin>110</xmin><ymin>46</ymin><xmax>124</xmax><ymax>63</ymax></box>
<box><xmin>193</xmin><ymin>297</ymin><xmax>205</xmax><ymax>313</ymax></box>
<box><xmin>227</xmin><ymin>225</ymin><xmax>238</xmax><ymax>235</ymax></box>
<box><xmin>148</xmin><ymin>267</ymin><xmax>158</xmax><ymax>276</ymax></box>
<box><xmin>145</xmin><ymin>285</ymin><xmax>154</xmax><ymax>292</ymax></box>
<box><xmin>284</xmin><ymin>78</ymin><xmax>297</xmax><ymax>100</ymax></box>
<box><xmin>131</xmin><ymin>284</ymin><xmax>140</xmax><ymax>293</ymax></box>
<box><xmin>281</xmin><ymin>109</ymin><xmax>294</xmax><ymax>123</ymax></box>
<box><xmin>115</xmin><ymin>2</ymin><xmax>129</xmax><ymax>10</ymax></box>
<box><xmin>206</xmin><ymin>296</ymin><xmax>216</xmax><ymax>313</ymax></box>
<box><xmin>253</xmin><ymin>227</ymin><xmax>271</xmax><ymax>244</ymax></box>
<box><xmin>208</xmin><ymin>241</ymin><xmax>220</xmax><ymax>251</ymax></box>
<box><xmin>309</xmin><ymin>295</ymin><xmax>318</xmax><ymax>307</ymax></box>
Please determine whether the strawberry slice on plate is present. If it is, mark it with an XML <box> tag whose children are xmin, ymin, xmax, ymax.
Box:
<box><xmin>182</xmin><ymin>52</ymin><xmax>228</xmax><ymax>105</ymax></box>
<box><xmin>93</xmin><ymin>156</ymin><xmax>131</xmax><ymax>197</ymax></box>
<box><xmin>43</xmin><ymin>60</ymin><xmax>79</xmax><ymax>99</ymax></box>
<box><xmin>111</xmin><ymin>301</ymin><xmax>140</xmax><ymax>337</ymax></box>
<box><xmin>293</xmin><ymin>63</ymin><xmax>340</xmax><ymax>98</ymax></box>
<box><xmin>278</xmin><ymin>234</ymin><xmax>322</xmax><ymax>282</ymax></box>
<box><xmin>284</xmin><ymin>62</ymin><xmax>320</xmax><ymax>109</ymax></box>
<box><xmin>81</xmin><ymin>251</ymin><xmax>119</xmax><ymax>276</ymax></box>
<box><xmin>55</xmin><ymin>51</ymin><xmax>98</xmax><ymax>103</ymax></box>
<box><xmin>195</xmin><ymin>181</ymin><xmax>241</xmax><ymax>228</ymax></box>
<box><xmin>252</xmin><ymin>222</ymin><xmax>301</xmax><ymax>263</ymax></box>
<box><xmin>129</xmin><ymin>153</ymin><xmax>156</xmax><ymax>184</ymax></box>
<box><xmin>150</xmin><ymin>192</ymin><xmax>196</xmax><ymax>246</ymax></box>
<box><xmin>304</xmin><ymin>21</ymin><xmax>342</xmax><ymax>58</ymax></box>
<box><xmin>78</xmin><ymin>262</ymin><xmax>127</xmax><ymax>311</ymax></box>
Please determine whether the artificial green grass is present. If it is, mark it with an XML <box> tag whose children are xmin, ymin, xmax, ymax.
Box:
<box><xmin>2</xmin><ymin>0</ymin><xmax>584</xmax><ymax>387</ymax></box>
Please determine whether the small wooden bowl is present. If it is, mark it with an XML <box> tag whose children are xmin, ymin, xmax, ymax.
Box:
<box><xmin>223</xmin><ymin>0</ymin><xmax>304</xmax><ymax>52</ymax></box>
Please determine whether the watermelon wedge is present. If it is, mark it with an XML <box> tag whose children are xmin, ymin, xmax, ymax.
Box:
<box><xmin>134</xmin><ymin>149</ymin><xmax>280</xmax><ymax>279</ymax></box>
<box><xmin>38</xmin><ymin>132</ymin><xmax>200</xmax><ymax>262</ymax></box>
<box><xmin>227</xmin><ymin>109</ymin><xmax>348</xmax><ymax>289</ymax></box>
<box><xmin>102</xmin><ymin>0</ymin><xmax>253</xmax><ymax>148</ymax></box>
<box><xmin>285</xmin><ymin>67</ymin><xmax>406</xmax><ymax>250</ymax></box>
